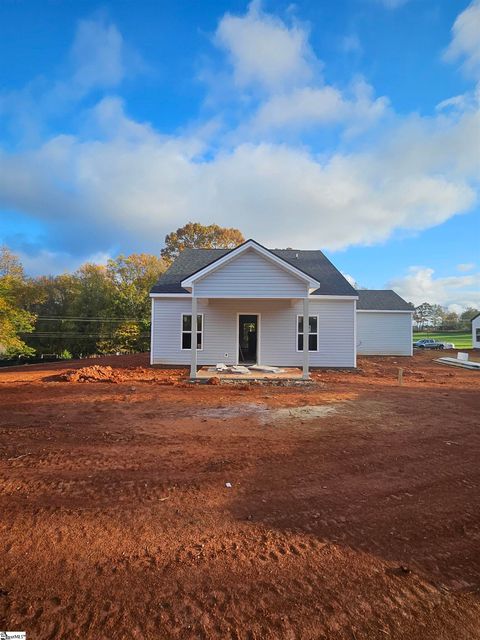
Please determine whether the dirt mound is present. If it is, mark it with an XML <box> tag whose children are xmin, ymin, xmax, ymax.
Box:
<box><xmin>62</xmin><ymin>365</ymin><xmax>123</xmax><ymax>383</ymax></box>
<box><xmin>61</xmin><ymin>365</ymin><xmax>184</xmax><ymax>385</ymax></box>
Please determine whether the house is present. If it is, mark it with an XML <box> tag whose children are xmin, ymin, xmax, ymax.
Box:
<box><xmin>150</xmin><ymin>239</ymin><xmax>413</xmax><ymax>379</ymax></box>
<box><xmin>471</xmin><ymin>313</ymin><xmax>480</xmax><ymax>349</ymax></box>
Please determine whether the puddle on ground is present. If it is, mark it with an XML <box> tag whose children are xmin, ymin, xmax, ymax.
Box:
<box><xmin>199</xmin><ymin>403</ymin><xmax>341</xmax><ymax>424</ymax></box>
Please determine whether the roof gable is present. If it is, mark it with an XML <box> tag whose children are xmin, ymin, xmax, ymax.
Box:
<box><xmin>181</xmin><ymin>239</ymin><xmax>320</xmax><ymax>290</ymax></box>
<box><xmin>150</xmin><ymin>241</ymin><xmax>358</xmax><ymax>296</ymax></box>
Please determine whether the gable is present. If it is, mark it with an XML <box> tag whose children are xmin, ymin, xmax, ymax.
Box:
<box><xmin>193</xmin><ymin>248</ymin><xmax>309</xmax><ymax>298</ymax></box>
<box><xmin>150</xmin><ymin>241</ymin><xmax>357</xmax><ymax>296</ymax></box>
<box><xmin>181</xmin><ymin>240</ymin><xmax>319</xmax><ymax>290</ymax></box>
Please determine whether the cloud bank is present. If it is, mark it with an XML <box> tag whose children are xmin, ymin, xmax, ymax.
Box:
<box><xmin>0</xmin><ymin>2</ymin><xmax>479</xmax><ymax>281</ymax></box>
<box><xmin>389</xmin><ymin>266</ymin><xmax>480</xmax><ymax>311</ymax></box>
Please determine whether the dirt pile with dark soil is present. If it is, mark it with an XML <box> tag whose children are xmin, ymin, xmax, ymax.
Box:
<box><xmin>0</xmin><ymin>350</ymin><xmax>479</xmax><ymax>639</ymax></box>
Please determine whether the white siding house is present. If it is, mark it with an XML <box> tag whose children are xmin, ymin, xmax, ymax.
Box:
<box><xmin>472</xmin><ymin>313</ymin><xmax>480</xmax><ymax>349</ymax></box>
<box><xmin>356</xmin><ymin>290</ymin><xmax>413</xmax><ymax>356</ymax></box>
<box><xmin>150</xmin><ymin>240</ymin><xmax>412</xmax><ymax>378</ymax></box>
<box><xmin>357</xmin><ymin>312</ymin><xmax>413</xmax><ymax>356</ymax></box>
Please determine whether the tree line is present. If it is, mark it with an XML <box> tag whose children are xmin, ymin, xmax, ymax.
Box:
<box><xmin>413</xmin><ymin>302</ymin><xmax>478</xmax><ymax>332</ymax></box>
<box><xmin>0</xmin><ymin>222</ymin><xmax>244</xmax><ymax>360</ymax></box>
<box><xmin>2</xmin><ymin>221</ymin><xmax>476</xmax><ymax>361</ymax></box>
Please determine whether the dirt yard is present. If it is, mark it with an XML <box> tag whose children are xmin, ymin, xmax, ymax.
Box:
<box><xmin>1</xmin><ymin>351</ymin><xmax>479</xmax><ymax>639</ymax></box>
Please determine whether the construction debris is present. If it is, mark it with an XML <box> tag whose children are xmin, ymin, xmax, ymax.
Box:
<box><xmin>249</xmin><ymin>364</ymin><xmax>285</xmax><ymax>374</ymax></box>
<box><xmin>211</xmin><ymin>363</ymin><xmax>251</xmax><ymax>374</ymax></box>
<box><xmin>209</xmin><ymin>363</ymin><xmax>286</xmax><ymax>375</ymax></box>
<box><xmin>436</xmin><ymin>356</ymin><xmax>480</xmax><ymax>371</ymax></box>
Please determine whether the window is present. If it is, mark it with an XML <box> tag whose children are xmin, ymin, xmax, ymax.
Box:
<box><xmin>181</xmin><ymin>314</ymin><xmax>203</xmax><ymax>350</ymax></box>
<box><xmin>296</xmin><ymin>315</ymin><xmax>318</xmax><ymax>351</ymax></box>
<box><xmin>476</xmin><ymin>328</ymin><xmax>480</xmax><ymax>342</ymax></box>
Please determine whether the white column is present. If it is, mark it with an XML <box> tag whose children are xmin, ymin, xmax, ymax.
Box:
<box><xmin>303</xmin><ymin>297</ymin><xmax>309</xmax><ymax>380</ymax></box>
<box><xmin>190</xmin><ymin>295</ymin><xmax>197</xmax><ymax>379</ymax></box>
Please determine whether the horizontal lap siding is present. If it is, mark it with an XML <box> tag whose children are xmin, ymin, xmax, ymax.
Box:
<box><xmin>357</xmin><ymin>312</ymin><xmax>412</xmax><ymax>355</ymax></box>
<box><xmin>194</xmin><ymin>249</ymin><xmax>308</xmax><ymax>298</ymax></box>
<box><xmin>310</xmin><ymin>300</ymin><xmax>355</xmax><ymax>367</ymax></box>
<box><xmin>152</xmin><ymin>298</ymin><xmax>355</xmax><ymax>367</ymax></box>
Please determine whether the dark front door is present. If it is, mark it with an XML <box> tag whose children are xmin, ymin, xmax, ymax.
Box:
<box><xmin>238</xmin><ymin>315</ymin><xmax>258</xmax><ymax>364</ymax></box>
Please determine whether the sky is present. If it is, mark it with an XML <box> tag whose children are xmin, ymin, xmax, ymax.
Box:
<box><xmin>0</xmin><ymin>0</ymin><xmax>479</xmax><ymax>310</ymax></box>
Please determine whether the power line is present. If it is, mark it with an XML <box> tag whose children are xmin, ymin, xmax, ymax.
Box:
<box><xmin>36</xmin><ymin>317</ymin><xmax>143</xmax><ymax>322</ymax></box>
<box><xmin>24</xmin><ymin>334</ymin><xmax>150</xmax><ymax>339</ymax></box>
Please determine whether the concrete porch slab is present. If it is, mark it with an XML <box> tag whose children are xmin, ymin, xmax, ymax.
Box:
<box><xmin>195</xmin><ymin>366</ymin><xmax>306</xmax><ymax>382</ymax></box>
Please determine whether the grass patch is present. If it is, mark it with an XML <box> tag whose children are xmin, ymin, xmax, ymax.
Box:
<box><xmin>413</xmin><ymin>331</ymin><xmax>472</xmax><ymax>349</ymax></box>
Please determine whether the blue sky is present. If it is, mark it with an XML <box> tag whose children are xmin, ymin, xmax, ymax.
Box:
<box><xmin>0</xmin><ymin>0</ymin><xmax>479</xmax><ymax>309</ymax></box>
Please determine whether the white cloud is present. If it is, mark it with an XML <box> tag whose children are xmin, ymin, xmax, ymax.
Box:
<box><xmin>389</xmin><ymin>266</ymin><xmax>480</xmax><ymax>310</ymax></box>
<box><xmin>69</xmin><ymin>18</ymin><xmax>127</xmax><ymax>94</ymax></box>
<box><xmin>0</xmin><ymin>3</ymin><xmax>479</xmax><ymax>270</ymax></box>
<box><xmin>214</xmin><ymin>1</ymin><xmax>314</xmax><ymax>91</ymax></box>
<box><xmin>457</xmin><ymin>262</ymin><xmax>476</xmax><ymax>272</ymax></box>
<box><xmin>0</xmin><ymin>98</ymin><xmax>477</xmax><ymax>257</ymax></box>
<box><xmin>342</xmin><ymin>273</ymin><xmax>358</xmax><ymax>288</ymax></box>
<box><xmin>248</xmin><ymin>79</ymin><xmax>389</xmax><ymax>134</ymax></box>
<box><xmin>0</xmin><ymin>16</ymin><xmax>135</xmax><ymax>144</ymax></box>
<box><xmin>444</xmin><ymin>0</ymin><xmax>480</xmax><ymax>79</ymax></box>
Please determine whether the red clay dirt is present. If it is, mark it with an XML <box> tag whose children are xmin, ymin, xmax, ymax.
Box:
<box><xmin>0</xmin><ymin>350</ymin><xmax>479</xmax><ymax>639</ymax></box>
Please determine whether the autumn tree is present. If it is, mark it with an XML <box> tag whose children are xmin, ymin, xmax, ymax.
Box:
<box><xmin>160</xmin><ymin>222</ymin><xmax>245</xmax><ymax>263</ymax></box>
<box><xmin>441</xmin><ymin>310</ymin><xmax>460</xmax><ymax>330</ymax></box>
<box><xmin>0</xmin><ymin>246</ymin><xmax>37</xmax><ymax>357</ymax></box>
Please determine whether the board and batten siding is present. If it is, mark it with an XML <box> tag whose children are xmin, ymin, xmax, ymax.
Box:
<box><xmin>356</xmin><ymin>312</ymin><xmax>412</xmax><ymax>356</ymax></box>
<box><xmin>151</xmin><ymin>297</ymin><xmax>355</xmax><ymax>367</ymax></box>
<box><xmin>193</xmin><ymin>249</ymin><xmax>309</xmax><ymax>298</ymax></box>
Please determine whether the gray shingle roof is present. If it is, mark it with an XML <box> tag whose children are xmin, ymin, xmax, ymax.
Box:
<box><xmin>150</xmin><ymin>244</ymin><xmax>357</xmax><ymax>296</ymax></box>
<box><xmin>356</xmin><ymin>290</ymin><xmax>413</xmax><ymax>311</ymax></box>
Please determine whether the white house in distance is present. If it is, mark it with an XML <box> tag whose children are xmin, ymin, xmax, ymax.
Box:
<box><xmin>472</xmin><ymin>313</ymin><xmax>480</xmax><ymax>349</ymax></box>
<box><xmin>150</xmin><ymin>239</ymin><xmax>413</xmax><ymax>379</ymax></box>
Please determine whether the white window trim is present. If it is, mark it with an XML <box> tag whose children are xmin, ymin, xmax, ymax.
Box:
<box><xmin>296</xmin><ymin>314</ymin><xmax>319</xmax><ymax>353</ymax></box>
<box><xmin>181</xmin><ymin>313</ymin><xmax>204</xmax><ymax>351</ymax></box>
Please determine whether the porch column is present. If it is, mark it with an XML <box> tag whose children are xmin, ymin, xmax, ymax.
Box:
<box><xmin>190</xmin><ymin>295</ymin><xmax>197</xmax><ymax>379</ymax></box>
<box><xmin>302</xmin><ymin>297</ymin><xmax>310</xmax><ymax>380</ymax></box>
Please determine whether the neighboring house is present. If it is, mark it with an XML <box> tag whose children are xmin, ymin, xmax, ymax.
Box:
<box><xmin>471</xmin><ymin>313</ymin><xmax>480</xmax><ymax>349</ymax></box>
<box><xmin>150</xmin><ymin>239</ymin><xmax>413</xmax><ymax>378</ymax></box>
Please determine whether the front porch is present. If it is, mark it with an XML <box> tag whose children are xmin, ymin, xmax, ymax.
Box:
<box><xmin>188</xmin><ymin>296</ymin><xmax>312</xmax><ymax>381</ymax></box>
<box><xmin>195</xmin><ymin>365</ymin><xmax>305</xmax><ymax>382</ymax></box>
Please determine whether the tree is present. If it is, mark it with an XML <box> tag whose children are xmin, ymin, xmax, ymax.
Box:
<box><xmin>430</xmin><ymin>304</ymin><xmax>444</xmax><ymax>329</ymax></box>
<box><xmin>161</xmin><ymin>222</ymin><xmax>245</xmax><ymax>263</ymax></box>
<box><xmin>460</xmin><ymin>307</ymin><xmax>479</xmax><ymax>329</ymax></box>
<box><xmin>442</xmin><ymin>310</ymin><xmax>459</xmax><ymax>330</ymax></box>
<box><xmin>25</xmin><ymin>274</ymin><xmax>81</xmax><ymax>356</ymax></box>
<box><xmin>0</xmin><ymin>246</ymin><xmax>37</xmax><ymax>357</ymax></box>
<box><xmin>0</xmin><ymin>245</ymin><xmax>24</xmax><ymax>279</ymax></box>
<box><xmin>97</xmin><ymin>322</ymin><xmax>141</xmax><ymax>354</ymax></box>
<box><xmin>414</xmin><ymin>302</ymin><xmax>434</xmax><ymax>330</ymax></box>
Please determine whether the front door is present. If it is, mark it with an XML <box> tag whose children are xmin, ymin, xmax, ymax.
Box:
<box><xmin>238</xmin><ymin>315</ymin><xmax>258</xmax><ymax>364</ymax></box>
